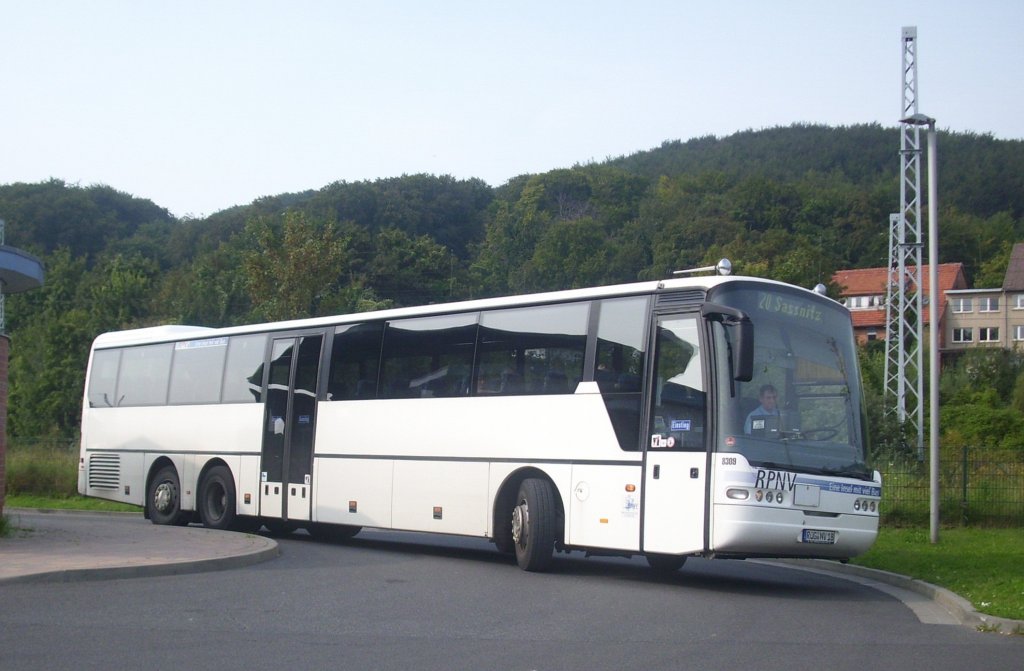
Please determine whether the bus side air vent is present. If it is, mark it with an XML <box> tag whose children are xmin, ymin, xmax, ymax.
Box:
<box><xmin>656</xmin><ymin>290</ymin><xmax>707</xmax><ymax>310</ymax></box>
<box><xmin>88</xmin><ymin>453</ymin><xmax>121</xmax><ymax>491</ymax></box>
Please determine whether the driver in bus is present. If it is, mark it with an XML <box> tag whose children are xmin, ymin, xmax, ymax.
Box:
<box><xmin>744</xmin><ymin>384</ymin><xmax>781</xmax><ymax>435</ymax></box>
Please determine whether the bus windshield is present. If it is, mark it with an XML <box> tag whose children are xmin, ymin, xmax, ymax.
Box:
<box><xmin>710</xmin><ymin>282</ymin><xmax>870</xmax><ymax>480</ymax></box>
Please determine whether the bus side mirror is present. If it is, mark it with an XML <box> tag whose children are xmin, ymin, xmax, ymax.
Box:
<box><xmin>701</xmin><ymin>303</ymin><xmax>754</xmax><ymax>382</ymax></box>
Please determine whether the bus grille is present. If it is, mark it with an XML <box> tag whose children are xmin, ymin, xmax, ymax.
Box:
<box><xmin>88</xmin><ymin>453</ymin><xmax>121</xmax><ymax>490</ymax></box>
<box><xmin>656</xmin><ymin>289</ymin><xmax>706</xmax><ymax>309</ymax></box>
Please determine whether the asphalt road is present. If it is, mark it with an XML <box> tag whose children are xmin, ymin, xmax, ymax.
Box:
<box><xmin>1</xmin><ymin>528</ymin><xmax>1021</xmax><ymax>670</ymax></box>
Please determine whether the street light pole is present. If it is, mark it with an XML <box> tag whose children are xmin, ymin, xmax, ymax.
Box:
<box><xmin>925</xmin><ymin>120</ymin><xmax>939</xmax><ymax>545</ymax></box>
<box><xmin>902</xmin><ymin>113</ymin><xmax>940</xmax><ymax>544</ymax></box>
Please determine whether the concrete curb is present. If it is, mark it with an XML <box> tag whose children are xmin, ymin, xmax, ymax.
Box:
<box><xmin>773</xmin><ymin>558</ymin><xmax>1024</xmax><ymax>635</ymax></box>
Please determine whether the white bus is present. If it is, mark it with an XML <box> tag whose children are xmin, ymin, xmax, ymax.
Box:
<box><xmin>79</xmin><ymin>264</ymin><xmax>880</xmax><ymax>572</ymax></box>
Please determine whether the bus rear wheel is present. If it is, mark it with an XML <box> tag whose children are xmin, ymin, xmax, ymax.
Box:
<box><xmin>511</xmin><ymin>478</ymin><xmax>556</xmax><ymax>572</ymax></box>
<box><xmin>645</xmin><ymin>553</ymin><xmax>687</xmax><ymax>572</ymax></box>
<box><xmin>198</xmin><ymin>465</ymin><xmax>237</xmax><ymax>530</ymax></box>
<box><xmin>148</xmin><ymin>465</ymin><xmax>189</xmax><ymax>526</ymax></box>
<box><xmin>306</xmin><ymin>523</ymin><xmax>362</xmax><ymax>542</ymax></box>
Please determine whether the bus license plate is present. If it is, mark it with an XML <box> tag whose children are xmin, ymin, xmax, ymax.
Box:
<box><xmin>801</xmin><ymin>529</ymin><xmax>836</xmax><ymax>544</ymax></box>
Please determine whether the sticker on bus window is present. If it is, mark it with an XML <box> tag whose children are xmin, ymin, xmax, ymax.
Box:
<box><xmin>671</xmin><ymin>419</ymin><xmax>691</xmax><ymax>431</ymax></box>
<box><xmin>650</xmin><ymin>434</ymin><xmax>675</xmax><ymax>449</ymax></box>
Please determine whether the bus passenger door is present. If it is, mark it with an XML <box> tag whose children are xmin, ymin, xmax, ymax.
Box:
<box><xmin>260</xmin><ymin>334</ymin><xmax>324</xmax><ymax>523</ymax></box>
<box><xmin>642</xmin><ymin>314</ymin><xmax>708</xmax><ymax>555</ymax></box>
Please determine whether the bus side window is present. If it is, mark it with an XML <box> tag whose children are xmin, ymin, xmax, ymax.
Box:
<box><xmin>221</xmin><ymin>334</ymin><xmax>269</xmax><ymax>403</ymax></box>
<box><xmin>477</xmin><ymin>303</ymin><xmax>588</xmax><ymax>396</ymax></box>
<box><xmin>169</xmin><ymin>338</ymin><xmax>228</xmax><ymax>405</ymax></box>
<box><xmin>87</xmin><ymin>349</ymin><xmax>122</xmax><ymax>408</ymax></box>
<box><xmin>594</xmin><ymin>297</ymin><xmax>649</xmax><ymax>450</ymax></box>
<box><xmin>117</xmin><ymin>343</ymin><xmax>173</xmax><ymax>406</ymax></box>
<box><xmin>379</xmin><ymin>314</ymin><xmax>477</xmax><ymax>400</ymax></box>
<box><xmin>328</xmin><ymin>323</ymin><xmax>384</xmax><ymax>401</ymax></box>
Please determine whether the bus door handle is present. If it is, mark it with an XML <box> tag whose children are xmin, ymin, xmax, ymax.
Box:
<box><xmin>653</xmin><ymin>465</ymin><xmax>660</xmax><ymax>479</ymax></box>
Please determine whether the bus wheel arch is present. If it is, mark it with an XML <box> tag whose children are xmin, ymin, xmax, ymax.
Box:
<box><xmin>146</xmin><ymin>459</ymin><xmax>190</xmax><ymax>526</ymax></box>
<box><xmin>197</xmin><ymin>461</ymin><xmax>238</xmax><ymax>531</ymax></box>
<box><xmin>493</xmin><ymin>468</ymin><xmax>563</xmax><ymax>571</ymax></box>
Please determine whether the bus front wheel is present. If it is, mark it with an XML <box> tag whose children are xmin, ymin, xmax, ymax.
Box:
<box><xmin>511</xmin><ymin>478</ymin><xmax>556</xmax><ymax>572</ymax></box>
<box><xmin>148</xmin><ymin>465</ymin><xmax>189</xmax><ymax>526</ymax></box>
<box><xmin>198</xmin><ymin>465</ymin><xmax>237</xmax><ymax>530</ymax></box>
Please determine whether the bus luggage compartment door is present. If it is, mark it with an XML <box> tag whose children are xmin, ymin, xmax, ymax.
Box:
<box><xmin>642</xmin><ymin>451</ymin><xmax>706</xmax><ymax>554</ymax></box>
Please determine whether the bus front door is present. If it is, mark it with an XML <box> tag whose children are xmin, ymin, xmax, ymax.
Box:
<box><xmin>260</xmin><ymin>334</ymin><xmax>323</xmax><ymax>524</ymax></box>
<box><xmin>642</xmin><ymin>314</ymin><xmax>708</xmax><ymax>555</ymax></box>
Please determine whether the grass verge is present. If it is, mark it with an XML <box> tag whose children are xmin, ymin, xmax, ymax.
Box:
<box><xmin>852</xmin><ymin>526</ymin><xmax>1024</xmax><ymax>622</ymax></box>
<box><xmin>5</xmin><ymin>494</ymin><xmax>141</xmax><ymax>513</ymax></box>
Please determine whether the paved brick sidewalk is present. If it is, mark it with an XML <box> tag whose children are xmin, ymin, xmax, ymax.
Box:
<box><xmin>0</xmin><ymin>509</ymin><xmax>278</xmax><ymax>583</ymax></box>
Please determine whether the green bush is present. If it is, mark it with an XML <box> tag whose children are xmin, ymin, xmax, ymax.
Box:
<box><xmin>5</xmin><ymin>440</ymin><xmax>79</xmax><ymax>498</ymax></box>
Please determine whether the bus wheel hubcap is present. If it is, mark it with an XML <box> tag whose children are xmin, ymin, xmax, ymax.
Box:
<box><xmin>512</xmin><ymin>502</ymin><xmax>527</xmax><ymax>545</ymax></box>
<box><xmin>154</xmin><ymin>483</ymin><xmax>174</xmax><ymax>512</ymax></box>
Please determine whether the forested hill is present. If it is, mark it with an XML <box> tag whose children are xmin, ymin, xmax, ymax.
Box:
<box><xmin>608</xmin><ymin>124</ymin><xmax>1024</xmax><ymax>220</ymax></box>
<box><xmin>2</xmin><ymin>123</ymin><xmax>1023</xmax><ymax>436</ymax></box>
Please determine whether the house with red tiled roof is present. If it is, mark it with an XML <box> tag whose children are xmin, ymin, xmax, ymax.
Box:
<box><xmin>944</xmin><ymin>243</ymin><xmax>1024</xmax><ymax>352</ymax></box>
<box><xmin>831</xmin><ymin>263</ymin><xmax>968</xmax><ymax>347</ymax></box>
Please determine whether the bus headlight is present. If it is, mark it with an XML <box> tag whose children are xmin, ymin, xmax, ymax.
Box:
<box><xmin>854</xmin><ymin>499</ymin><xmax>879</xmax><ymax>513</ymax></box>
<box><xmin>726</xmin><ymin>488</ymin><xmax>749</xmax><ymax>500</ymax></box>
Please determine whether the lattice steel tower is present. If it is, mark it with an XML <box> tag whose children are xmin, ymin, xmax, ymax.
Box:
<box><xmin>884</xmin><ymin>26</ymin><xmax>925</xmax><ymax>457</ymax></box>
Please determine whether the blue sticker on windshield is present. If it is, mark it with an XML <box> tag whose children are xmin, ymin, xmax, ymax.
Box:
<box><xmin>671</xmin><ymin>419</ymin><xmax>691</xmax><ymax>431</ymax></box>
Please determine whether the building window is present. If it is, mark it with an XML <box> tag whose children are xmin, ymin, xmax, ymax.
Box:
<box><xmin>979</xmin><ymin>327</ymin><xmax>1000</xmax><ymax>343</ymax></box>
<box><xmin>1014</xmin><ymin>294</ymin><xmax>1024</xmax><ymax>310</ymax></box>
<box><xmin>979</xmin><ymin>297</ymin><xmax>1000</xmax><ymax>313</ymax></box>
<box><xmin>951</xmin><ymin>297</ymin><xmax>973</xmax><ymax>313</ymax></box>
<box><xmin>952</xmin><ymin>328</ymin><xmax>973</xmax><ymax>344</ymax></box>
<box><xmin>1014</xmin><ymin>325</ymin><xmax>1024</xmax><ymax>342</ymax></box>
<box><xmin>844</xmin><ymin>295</ymin><xmax>884</xmax><ymax>310</ymax></box>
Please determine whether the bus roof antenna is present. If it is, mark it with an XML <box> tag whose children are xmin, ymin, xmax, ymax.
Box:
<box><xmin>673</xmin><ymin>258</ymin><xmax>732</xmax><ymax>277</ymax></box>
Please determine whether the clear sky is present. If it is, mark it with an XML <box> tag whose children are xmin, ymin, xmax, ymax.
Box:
<box><xmin>1</xmin><ymin>1</ymin><xmax>1021</xmax><ymax>219</ymax></box>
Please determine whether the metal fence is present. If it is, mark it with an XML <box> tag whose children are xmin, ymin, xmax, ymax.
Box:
<box><xmin>876</xmin><ymin>447</ymin><xmax>1024</xmax><ymax>526</ymax></box>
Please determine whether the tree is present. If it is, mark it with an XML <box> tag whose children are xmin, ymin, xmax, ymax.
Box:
<box><xmin>242</xmin><ymin>211</ymin><xmax>351</xmax><ymax>322</ymax></box>
<box><xmin>366</xmin><ymin>227</ymin><xmax>459</xmax><ymax>305</ymax></box>
<box><xmin>526</xmin><ymin>217</ymin><xmax>611</xmax><ymax>291</ymax></box>
<box><xmin>152</xmin><ymin>240</ymin><xmax>253</xmax><ymax>327</ymax></box>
